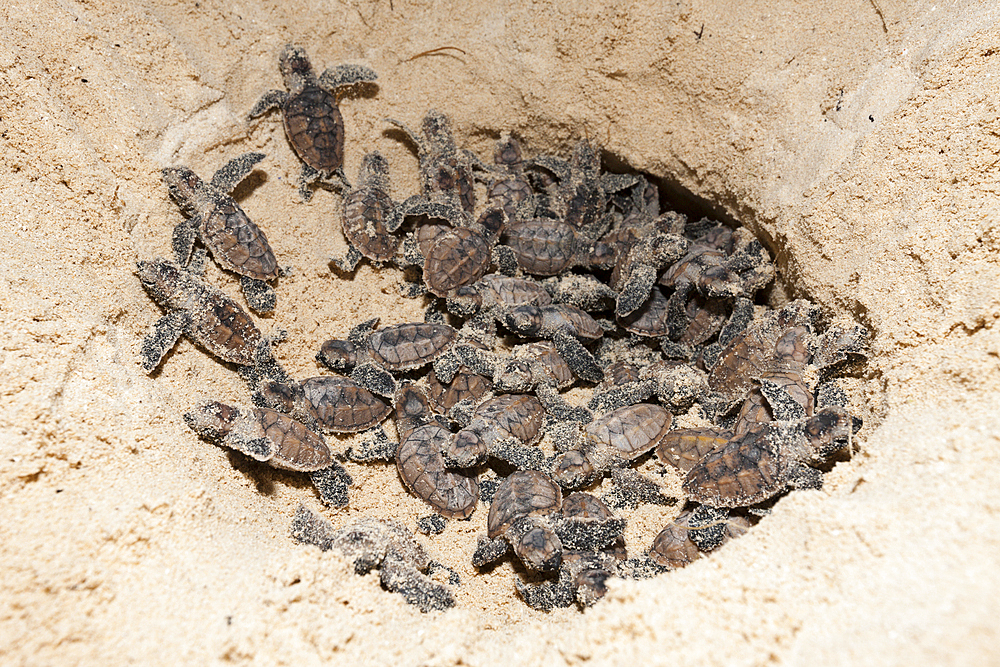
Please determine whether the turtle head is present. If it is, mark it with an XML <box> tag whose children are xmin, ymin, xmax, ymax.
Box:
<box><xmin>421</xmin><ymin>109</ymin><xmax>453</xmax><ymax>146</ymax></box>
<box><xmin>161</xmin><ymin>166</ymin><xmax>204</xmax><ymax>213</ymax></box>
<box><xmin>279</xmin><ymin>44</ymin><xmax>314</xmax><ymax>89</ymax></box>
<box><xmin>504</xmin><ymin>305</ymin><xmax>543</xmax><ymax>337</ymax></box>
<box><xmin>494</xmin><ymin>134</ymin><xmax>523</xmax><ymax>167</ymax></box>
<box><xmin>136</xmin><ymin>257</ymin><xmax>185</xmax><ymax>306</ymax></box>
<box><xmin>359</xmin><ymin>151</ymin><xmax>390</xmax><ymax>188</ymax></box>
<box><xmin>316</xmin><ymin>338</ymin><xmax>357</xmax><ymax>371</ymax></box>
<box><xmin>803</xmin><ymin>406</ymin><xmax>855</xmax><ymax>458</ymax></box>
<box><xmin>184</xmin><ymin>401</ymin><xmax>240</xmax><ymax>442</ymax></box>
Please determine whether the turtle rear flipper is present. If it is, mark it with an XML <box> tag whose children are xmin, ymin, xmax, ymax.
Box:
<box><xmin>140</xmin><ymin>310</ymin><xmax>190</xmax><ymax>373</ymax></box>
<box><xmin>210</xmin><ymin>152</ymin><xmax>265</xmax><ymax>193</ymax></box>
<box><xmin>241</xmin><ymin>276</ymin><xmax>276</xmax><ymax>314</ymax></box>
<box><xmin>171</xmin><ymin>217</ymin><xmax>200</xmax><ymax>267</ymax></box>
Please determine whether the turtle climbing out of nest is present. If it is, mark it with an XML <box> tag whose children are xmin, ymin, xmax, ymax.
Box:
<box><xmin>162</xmin><ymin>153</ymin><xmax>281</xmax><ymax>314</ymax></box>
<box><xmin>248</xmin><ymin>44</ymin><xmax>377</xmax><ymax>201</ymax></box>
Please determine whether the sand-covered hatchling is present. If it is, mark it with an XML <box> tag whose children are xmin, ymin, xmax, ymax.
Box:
<box><xmin>137</xmin><ymin>256</ymin><xmax>286</xmax><ymax>386</ymax></box>
<box><xmin>162</xmin><ymin>153</ymin><xmax>280</xmax><ymax>314</ymax></box>
<box><xmin>334</xmin><ymin>151</ymin><xmax>404</xmax><ymax>272</ymax></box>
<box><xmin>291</xmin><ymin>506</ymin><xmax>455</xmax><ymax>612</ymax></box>
<box><xmin>317</xmin><ymin>318</ymin><xmax>459</xmax><ymax>397</ymax></box>
<box><xmin>184</xmin><ymin>400</ymin><xmax>353</xmax><ymax>507</ymax></box>
<box><xmin>253</xmin><ymin>375</ymin><xmax>392</xmax><ymax>434</ymax></box>
<box><xmin>248</xmin><ymin>44</ymin><xmax>377</xmax><ymax>201</ymax></box>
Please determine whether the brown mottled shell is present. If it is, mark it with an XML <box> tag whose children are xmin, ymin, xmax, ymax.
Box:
<box><xmin>656</xmin><ymin>427</ymin><xmax>731</xmax><ymax>473</ymax></box>
<box><xmin>396</xmin><ymin>424</ymin><xmax>479</xmax><ymax>519</ymax></box>
<box><xmin>683</xmin><ymin>428</ymin><xmax>786</xmax><ymax>507</ymax></box>
<box><xmin>342</xmin><ymin>187</ymin><xmax>400</xmax><ymax>262</ymax></box>
<box><xmin>301</xmin><ymin>376</ymin><xmax>391</xmax><ymax>433</ymax></box>
<box><xmin>584</xmin><ymin>403</ymin><xmax>672</xmax><ymax>461</ymax></box>
<box><xmin>487</xmin><ymin>177</ymin><xmax>533</xmax><ymax>220</ymax></box>
<box><xmin>679</xmin><ymin>296</ymin><xmax>728</xmax><ymax>345</ymax></box>
<box><xmin>416</xmin><ymin>223</ymin><xmax>452</xmax><ymax>257</ymax></box>
<box><xmin>474</xmin><ymin>394</ymin><xmax>544</xmax><ymax>444</ymax></box>
<box><xmin>521</xmin><ymin>341</ymin><xmax>573</xmax><ymax>388</ymax></box>
<box><xmin>618</xmin><ymin>286</ymin><xmax>670</xmax><ymax>337</ymax></box>
<box><xmin>476</xmin><ymin>274</ymin><xmax>552</xmax><ymax>308</ymax></box>
<box><xmin>200</xmin><ymin>201</ymin><xmax>279</xmax><ymax>280</ymax></box>
<box><xmin>189</xmin><ymin>290</ymin><xmax>264</xmax><ymax>365</ymax></box>
<box><xmin>282</xmin><ymin>84</ymin><xmax>344</xmax><ymax>174</ymax></box>
<box><xmin>426</xmin><ymin>368</ymin><xmax>492</xmax><ymax>412</ymax></box>
<box><xmin>504</xmin><ymin>219</ymin><xmax>578</xmax><ymax>275</ymax></box>
<box><xmin>649</xmin><ymin>511</ymin><xmax>701</xmax><ymax>570</ymax></box>
<box><xmin>561</xmin><ymin>492</ymin><xmax>614</xmax><ymax>520</ymax></box>
<box><xmin>254</xmin><ymin>407</ymin><xmax>332</xmax><ymax>472</ymax></box>
<box><xmin>733</xmin><ymin>389</ymin><xmax>771</xmax><ymax>437</ymax></box>
<box><xmin>487</xmin><ymin>470</ymin><xmax>563</xmax><ymax>539</ymax></box>
<box><xmin>424</xmin><ymin>228</ymin><xmax>491</xmax><ymax>297</ymax></box>
<box><xmin>544</xmin><ymin>304</ymin><xmax>603</xmax><ymax>341</ymax></box>
<box><xmin>365</xmin><ymin>322</ymin><xmax>456</xmax><ymax>371</ymax></box>
<box><xmin>708</xmin><ymin>330</ymin><xmax>779</xmax><ymax>402</ymax></box>
<box><xmin>393</xmin><ymin>383</ymin><xmax>433</xmax><ymax>441</ymax></box>
<box><xmin>597</xmin><ymin>361</ymin><xmax>643</xmax><ymax>391</ymax></box>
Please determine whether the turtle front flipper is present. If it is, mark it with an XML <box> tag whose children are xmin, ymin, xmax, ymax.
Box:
<box><xmin>319</xmin><ymin>64</ymin><xmax>378</xmax><ymax>90</ymax></box>
<box><xmin>140</xmin><ymin>310</ymin><xmax>191</xmax><ymax>373</ymax></box>
<box><xmin>171</xmin><ymin>217</ymin><xmax>200</xmax><ymax>267</ymax></box>
<box><xmin>351</xmin><ymin>362</ymin><xmax>397</xmax><ymax>397</ymax></box>
<box><xmin>310</xmin><ymin>461</ymin><xmax>354</xmax><ymax>507</ymax></box>
<box><xmin>247</xmin><ymin>89</ymin><xmax>288</xmax><ymax>119</ymax></box>
<box><xmin>240</xmin><ymin>276</ymin><xmax>276</xmax><ymax>315</ymax></box>
<box><xmin>551</xmin><ymin>328</ymin><xmax>603</xmax><ymax>384</ymax></box>
<box><xmin>210</xmin><ymin>152</ymin><xmax>266</xmax><ymax>193</ymax></box>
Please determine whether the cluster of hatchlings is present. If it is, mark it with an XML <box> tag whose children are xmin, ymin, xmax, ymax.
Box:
<box><xmin>138</xmin><ymin>44</ymin><xmax>870</xmax><ymax>613</ymax></box>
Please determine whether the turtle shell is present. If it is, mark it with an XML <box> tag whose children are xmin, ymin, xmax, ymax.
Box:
<box><xmin>282</xmin><ymin>84</ymin><xmax>344</xmax><ymax>174</ymax></box>
<box><xmin>200</xmin><ymin>200</ymin><xmax>279</xmax><ymax>280</ymax></box>
<box><xmin>487</xmin><ymin>470</ymin><xmax>562</xmax><ymax>539</ymax></box>
<box><xmin>365</xmin><ymin>323</ymin><xmax>457</xmax><ymax>371</ymax></box>
<box><xmin>396</xmin><ymin>424</ymin><xmax>479</xmax><ymax>519</ymax></box>
<box><xmin>301</xmin><ymin>376</ymin><xmax>391</xmax><ymax>433</ymax></box>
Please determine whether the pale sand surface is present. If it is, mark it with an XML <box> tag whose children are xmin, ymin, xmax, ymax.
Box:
<box><xmin>2</xmin><ymin>1</ymin><xmax>999</xmax><ymax>665</ymax></box>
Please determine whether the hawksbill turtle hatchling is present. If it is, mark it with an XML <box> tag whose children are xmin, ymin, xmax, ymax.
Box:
<box><xmin>162</xmin><ymin>152</ymin><xmax>280</xmax><ymax>314</ymax></box>
<box><xmin>248</xmin><ymin>44</ymin><xmax>377</xmax><ymax>201</ymax></box>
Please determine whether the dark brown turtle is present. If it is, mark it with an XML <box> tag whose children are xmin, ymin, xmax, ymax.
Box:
<box><xmin>485</xmin><ymin>134</ymin><xmax>535</xmax><ymax>223</ymax></box>
<box><xmin>291</xmin><ymin>507</ymin><xmax>455</xmax><ymax>612</ymax></box>
<box><xmin>683</xmin><ymin>406</ymin><xmax>855</xmax><ymax>507</ymax></box>
<box><xmin>162</xmin><ymin>153</ymin><xmax>279</xmax><ymax>314</ymax></box>
<box><xmin>550</xmin><ymin>403</ymin><xmax>673</xmax><ymax>489</ymax></box>
<box><xmin>649</xmin><ymin>510</ymin><xmax>701</xmax><ymax>570</ymax></box>
<box><xmin>248</xmin><ymin>44</ymin><xmax>377</xmax><ymax>201</ymax></box>
<box><xmin>503</xmin><ymin>218</ymin><xmax>580</xmax><ymax>276</ymax></box>
<box><xmin>317</xmin><ymin>319</ymin><xmax>458</xmax><ymax>396</ymax></box>
<box><xmin>426</xmin><ymin>367</ymin><xmax>492</xmax><ymax>413</ymax></box>
<box><xmin>444</xmin><ymin>394</ymin><xmax>546</xmax><ymax>469</ymax></box>
<box><xmin>446</xmin><ymin>273</ymin><xmax>552</xmax><ymax>318</ymax></box>
<box><xmin>423</xmin><ymin>226</ymin><xmax>492</xmax><ymax>297</ymax></box>
<box><xmin>185</xmin><ymin>400</ymin><xmax>353</xmax><ymax>507</ymax></box>
<box><xmin>396</xmin><ymin>423</ymin><xmax>479</xmax><ymax>519</ymax></box>
<box><xmin>254</xmin><ymin>375</ymin><xmax>392</xmax><ymax>434</ymax></box>
<box><xmin>137</xmin><ymin>257</ymin><xmax>287</xmax><ymax>387</ymax></box>
<box><xmin>335</xmin><ymin>151</ymin><xmax>403</xmax><ymax>271</ymax></box>
<box><xmin>657</xmin><ymin>427</ymin><xmax>731</xmax><ymax>473</ymax></box>
<box><xmin>385</xmin><ymin>109</ymin><xmax>478</xmax><ymax>214</ymax></box>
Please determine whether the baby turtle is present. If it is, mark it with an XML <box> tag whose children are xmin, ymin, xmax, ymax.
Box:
<box><xmin>162</xmin><ymin>153</ymin><xmax>279</xmax><ymax>314</ymax></box>
<box><xmin>396</xmin><ymin>423</ymin><xmax>480</xmax><ymax>519</ymax></box>
<box><xmin>474</xmin><ymin>471</ymin><xmax>625</xmax><ymax>576</ymax></box>
<box><xmin>137</xmin><ymin>257</ymin><xmax>286</xmax><ymax>385</ymax></box>
<box><xmin>185</xmin><ymin>400</ymin><xmax>352</xmax><ymax>507</ymax></box>
<box><xmin>444</xmin><ymin>394</ymin><xmax>546</xmax><ymax>469</ymax></box>
<box><xmin>291</xmin><ymin>507</ymin><xmax>455</xmax><ymax>612</ymax></box>
<box><xmin>385</xmin><ymin>109</ymin><xmax>478</xmax><ymax>214</ymax></box>
<box><xmin>683</xmin><ymin>406</ymin><xmax>855</xmax><ymax>507</ymax></box>
<box><xmin>550</xmin><ymin>403</ymin><xmax>674</xmax><ymax>489</ymax></box>
<box><xmin>254</xmin><ymin>375</ymin><xmax>392</xmax><ymax>434</ymax></box>
<box><xmin>317</xmin><ymin>318</ymin><xmax>458</xmax><ymax>396</ymax></box>
<box><xmin>335</xmin><ymin>151</ymin><xmax>403</xmax><ymax>271</ymax></box>
<box><xmin>248</xmin><ymin>44</ymin><xmax>378</xmax><ymax>201</ymax></box>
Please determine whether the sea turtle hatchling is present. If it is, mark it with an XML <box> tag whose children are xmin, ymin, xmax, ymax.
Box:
<box><xmin>162</xmin><ymin>153</ymin><xmax>280</xmax><ymax>314</ymax></box>
<box><xmin>317</xmin><ymin>318</ymin><xmax>458</xmax><ymax>397</ymax></box>
<box><xmin>396</xmin><ymin>423</ymin><xmax>480</xmax><ymax>519</ymax></box>
<box><xmin>683</xmin><ymin>406</ymin><xmax>856</xmax><ymax>508</ymax></box>
<box><xmin>137</xmin><ymin>256</ymin><xmax>286</xmax><ymax>385</ymax></box>
<box><xmin>184</xmin><ymin>400</ymin><xmax>353</xmax><ymax>507</ymax></box>
<box><xmin>334</xmin><ymin>151</ymin><xmax>404</xmax><ymax>272</ymax></box>
<box><xmin>248</xmin><ymin>44</ymin><xmax>378</xmax><ymax>201</ymax></box>
<box><xmin>291</xmin><ymin>506</ymin><xmax>455</xmax><ymax>612</ymax></box>
<box><xmin>473</xmin><ymin>471</ymin><xmax>625</xmax><ymax>575</ymax></box>
<box><xmin>443</xmin><ymin>393</ymin><xmax>546</xmax><ymax>469</ymax></box>
<box><xmin>253</xmin><ymin>375</ymin><xmax>392</xmax><ymax>434</ymax></box>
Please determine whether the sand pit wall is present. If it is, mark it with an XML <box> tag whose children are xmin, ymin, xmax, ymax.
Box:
<box><xmin>1</xmin><ymin>0</ymin><xmax>999</xmax><ymax>664</ymax></box>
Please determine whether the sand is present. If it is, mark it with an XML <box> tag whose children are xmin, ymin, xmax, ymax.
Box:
<box><xmin>1</xmin><ymin>0</ymin><xmax>999</xmax><ymax>664</ymax></box>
